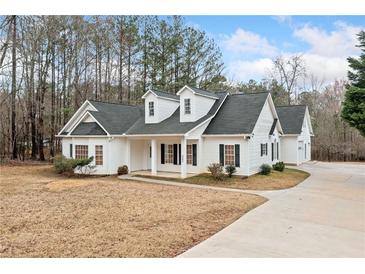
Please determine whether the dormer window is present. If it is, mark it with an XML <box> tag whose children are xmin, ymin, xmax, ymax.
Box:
<box><xmin>184</xmin><ymin>98</ymin><xmax>191</xmax><ymax>114</ymax></box>
<box><xmin>149</xmin><ymin>101</ymin><xmax>154</xmax><ymax>116</ymax></box>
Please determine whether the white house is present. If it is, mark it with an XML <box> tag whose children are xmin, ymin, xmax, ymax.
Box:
<box><xmin>56</xmin><ymin>85</ymin><xmax>312</xmax><ymax>177</ymax></box>
<box><xmin>276</xmin><ymin>105</ymin><xmax>314</xmax><ymax>165</ymax></box>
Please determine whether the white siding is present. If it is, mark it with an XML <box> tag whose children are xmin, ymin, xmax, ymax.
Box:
<box><xmin>60</xmin><ymin>136</ymin><xmax>127</xmax><ymax>175</ymax></box>
<box><xmin>179</xmin><ymin>87</ymin><xmax>216</xmax><ymax>122</ymax></box>
<box><xmin>144</xmin><ymin>93</ymin><xmax>179</xmax><ymax>124</ymax></box>
<box><xmin>280</xmin><ymin>136</ymin><xmax>299</xmax><ymax>165</ymax></box>
<box><xmin>248</xmin><ymin>99</ymin><xmax>276</xmax><ymax>175</ymax></box>
<box><xmin>203</xmin><ymin>136</ymin><xmax>249</xmax><ymax>176</ymax></box>
<box><xmin>280</xmin><ymin>112</ymin><xmax>312</xmax><ymax>165</ymax></box>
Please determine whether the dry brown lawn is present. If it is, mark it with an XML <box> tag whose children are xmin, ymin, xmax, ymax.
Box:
<box><xmin>138</xmin><ymin>168</ymin><xmax>310</xmax><ymax>191</ymax></box>
<box><xmin>0</xmin><ymin>163</ymin><xmax>266</xmax><ymax>258</ymax></box>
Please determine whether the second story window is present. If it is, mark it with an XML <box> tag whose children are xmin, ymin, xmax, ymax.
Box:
<box><xmin>184</xmin><ymin>98</ymin><xmax>191</xmax><ymax>114</ymax></box>
<box><xmin>149</xmin><ymin>101</ymin><xmax>154</xmax><ymax>116</ymax></box>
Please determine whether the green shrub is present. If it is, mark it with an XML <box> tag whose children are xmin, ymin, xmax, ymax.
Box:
<box><xmin>54</xmin><ymin>155</ymin><xmax>75</xmax><ymax>175</ymax></box>
<box><xmin>118</xmin><ymin>165</ymin><xmax>129</xmax><ymax>175</ymax></box>
<box><xmin>272</xmin><ymin>161</ymin><xmax>285</xmax><ymax>172</ymax></box>
<box><xmin>74</xmin><ymin>156</ymin><xmax>95</xmax><ymax>175</ymax></box>
<box><xmin>260</xmin><ymin>163</ymin><xmax>272</xmax><ymax>175</ymax></box>
<box><xmin>225</xmin><ymin>165</ymin><xmax>237</xmax><ymax>178</ymax></box>
<box><xmin>208</xmin><ymin>163</ymin><xmax>224</xmax><ymax>180</ymax></box>
<box><xmin>54</xmin><ymin>155</ymin><xmax>95</xmax><ymax>175</ymax></box>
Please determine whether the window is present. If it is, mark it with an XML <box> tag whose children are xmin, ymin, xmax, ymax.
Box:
<box><xmin>184</xmin><ymin>98</ymin><xmax>191</xmax><ymax>114</ymax></box>
<box><xmin>75</xmin><ymin>145</ymin><xmax>88</xmax><ymax>159</ymax></box>
<box><xmin>260</xmin><ymin>143</ymin><xmax>268</xmax><ymax>156</ymax></box>
<box><xmin>187</xmin><ymin>144</ymin><xmax>192</xmax><ymax>165</ymax></box>
<box><xmin>149</xmin><ymin>101</ymin><xmax>154</xmax><ymax>116</ymax></box>
<box><xmin>95</xmin><ymin>145</ymin><xmax>103</xmax><ymax>165</ymax></box>
<box><xmin>224</xmin><ymin>145</ymin><xmax>235</xmax><ymax>165</ymax></box>
<box><xmin>165</xmin><ymin>144</ymin><xmax>174</xmax><ymax>164</ymax></box>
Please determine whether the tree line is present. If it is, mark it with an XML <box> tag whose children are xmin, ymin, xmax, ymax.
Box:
<box><xmin>0</xmin><ymin>16</ymin><xmax>364</xmax><ymax>162</ymax></box>
<box><xmin>0</xmin><ymin>15</ymin><xmax>225</xmax><ymax>161</ymax></box>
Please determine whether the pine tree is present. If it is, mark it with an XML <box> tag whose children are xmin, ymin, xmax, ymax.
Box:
<box><xmin>341</xmin><ymin>31</ymin><xmax>365</xmax><ymax>136</ymax></box>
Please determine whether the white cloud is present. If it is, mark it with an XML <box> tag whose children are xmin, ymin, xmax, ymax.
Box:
<box><xmin>221</xmin><ymin>28</ymin><xmax>278</xmax><ymax>57</ymax></box>
<box><xmin>273</xmin><ymin>15</ymin><xmax>293</xmax><ymax>26</ymax></box>
<box><xmin>293</xmin><ymin>21</ymin><xmax>362</xmax><ymax>58</ymax></box>
<box><xmin>227</xmin><ymin>58</ymin><xmax>274</xmax><ymax>82</ymax></box>
<box><xmin>224</xmin><ymin>21</ymin><xmax>363</xmax><ymax>84</ymax></box>
<box><xmin>301</xmin><ymin>53</ymin><xmax>348</xmax><ymax>82</ymax></box>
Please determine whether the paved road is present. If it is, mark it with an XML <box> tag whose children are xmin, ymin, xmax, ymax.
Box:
<box><xmin>179</xmin><ymin>162</ymin><xmax>365</xmax><ymax>257</ymax></box>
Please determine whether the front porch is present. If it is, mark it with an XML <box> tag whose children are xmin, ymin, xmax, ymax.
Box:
<box><xmin>126</xmin><ymin>136</ymin><xmax>203</xmax><ymax>179</ymax></box>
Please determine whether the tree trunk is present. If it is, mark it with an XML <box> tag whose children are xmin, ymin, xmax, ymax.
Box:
<box><xmin>11</xmin><ymin>15</ymin><xmax>17</xmax><ymax>159</ymax></box>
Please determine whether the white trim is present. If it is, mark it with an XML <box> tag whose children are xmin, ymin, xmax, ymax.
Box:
<box><xmin>141</xmin><ymin>89</ymin><xmax>179</xmax><ymax>102</ymax></box>
<box><xmin>66</xmin><ymin>111</ymin><xmax>110</xmax><ymax>136</ymax></box>
<box><xmin>267</xmin><ymin>93</ymin><xmax>284</xmax><ymax>134</ymax></box>
<box><xmin>176</xmin><ymin>85</ymin><xmax>219</xmax><ymax>100</ymax></box>
<box><xmin>57</xmin><ymin>135</ymin><xmax>109</xmax><ymax>138</ymax></box>
<box><xmin>185</xmin><ymin>92</ymin><xmax>228</xmax><ymax>136</ymax></box>
<box><xmin>126</xmin><ymin>134</ymin><xmax>184</xmax><ymax>137</ymax></box>
<box><xmin>57</xmin><ymin>100</ymin><xmax>97</xmax><ymax>135</ymax></box>
<box><xmin>202</xmin><ymin>134</ymin><xmax>250</xmax><ymax>137</ymax></box>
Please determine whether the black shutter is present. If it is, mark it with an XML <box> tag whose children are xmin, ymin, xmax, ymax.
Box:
<box><xmin>70</xmin><ymin>144</ymin><xmax>73</xmax><ymax>158</ymax></box>
<box><xmin>272</xmin><ymin>143</ymin><xmax>274</xmax><ymax>161</ymax></box>
<box><xmin>260</xmin><ymin>144</ymin><xmax>263</xmax><ymax>156</ymax></box>
<box><xmin>161</xmin><ymin>144</ymin><xmax>165</xmax><ymax>164</ymax></box>
<box><xmin>219</xmin><ymin>144</ymin><xmax>224</xmax><ymax>166</ymax></box>
<box><xmin>266</xmin><ymin>143</ymin><xmax>268</xmax><ymax>155</ymax></box>
<box><xmin>178</xmin><ymin>144</ymin><xmax>181</xmax><ymax>165</ymax></box>
<box><xmin>192</xmin><ymin>144</ymin><xmax>197</xmax><ymax>166</ymax></box>
<box><xmin>173</xmin><ymin>144</ymin><xmax>178</xmax><ymax>165</ymax></box>
<box><xmin>235</xmin><ymin>144</ymin><xmax>240</xmax><ymax>167</ymax></box>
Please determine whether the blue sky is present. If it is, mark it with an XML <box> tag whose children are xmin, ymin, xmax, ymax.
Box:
<box><xmin>184</xmin><ymin>16</ymin><xmax>365</xmax><ymax>83</ymax></box>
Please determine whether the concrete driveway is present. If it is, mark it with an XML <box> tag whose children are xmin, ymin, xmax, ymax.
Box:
<box><xmin>179</xmin><ymin>162</ymin><xmax>365</xmax><ymax>257</ymax></box>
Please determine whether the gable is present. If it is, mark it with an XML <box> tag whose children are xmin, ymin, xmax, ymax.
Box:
<box><xmin>58</xmin><ymin>100</ymin><xmax>97</xmax><ymax>135</ymax></box>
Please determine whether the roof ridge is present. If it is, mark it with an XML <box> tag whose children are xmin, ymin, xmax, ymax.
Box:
<box><xmin>276</xmin><ymin>104</ymin><xmax>307</xmax><ymax>108</ymax></box>
<box><xmin>230</xmin><ymin>91</ymin><xmax>269</xmax><ymax>96</ymax></box>
<box><xmin>152</xmin><ymin>89</ymin><xmax>177</xmax><ymax>95</ymax></box>
<box><xmin>88</xmin><ymin>99</ymin><xmax>139</xmax><ymax>107</ymax></box>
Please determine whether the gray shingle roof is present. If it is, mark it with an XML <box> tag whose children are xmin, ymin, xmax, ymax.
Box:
<box><xmin>189</xmin><ymin>87</ymin><xmax>219</xmax><ymax>99</ymax></box>
<box><xmin>150</xmin><ymin>90</ymin><xmax>179</xmax><ymax>101</ymax></box>
<box><xmin>276</xmin><ymin>105</ymin><xmax>307</xmax><ymax>134</ymax></box>
<box><xmin>126</xmin><ymin>92</ymin><xmax>228</xmax><ymax>135</ymax></box>
<box><xmin>204</xmin><ymin>92</ymin><xmax>269</xmax><ymax>135</ymax></box>
<box><xmin>88</xmin><ymin>101</ymin><xmax>143</xmax><ymax>135</ymax></box>
<box><xmin>71</xmin><ymin>122</ymin><xmax>107</xmax><ymax>135</ymax></box>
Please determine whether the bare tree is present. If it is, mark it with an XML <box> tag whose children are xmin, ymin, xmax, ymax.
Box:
<box><xmin>271</xmin><ymin>54</ymin><xmax>306</xmax><ymax>105</ymax></box>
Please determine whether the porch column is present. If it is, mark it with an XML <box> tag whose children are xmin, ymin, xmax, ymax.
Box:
<box><xmin>126</xmin><ymin>139</ymin><xmax>131</xmax><ymax>172</ymax></box>
<box><xmin>151</xmin><ymin>139</ymin><xmax>157</xmax><ymax>175</ymax></box>
<box><xmin>198</xmin><ymin>137</ymin><xmax>203</xmax><ymax>172</ymax></box>
<box><xmin>181</xmin><ymin>137</ymin><xmax>187</xmax><ymax>178</ymax></box>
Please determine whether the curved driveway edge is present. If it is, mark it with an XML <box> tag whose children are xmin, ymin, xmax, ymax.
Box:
<box><xmin>178</xmin><ymin>162</ymin><xmax>365</xmax><ymax>257</ymax></box>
